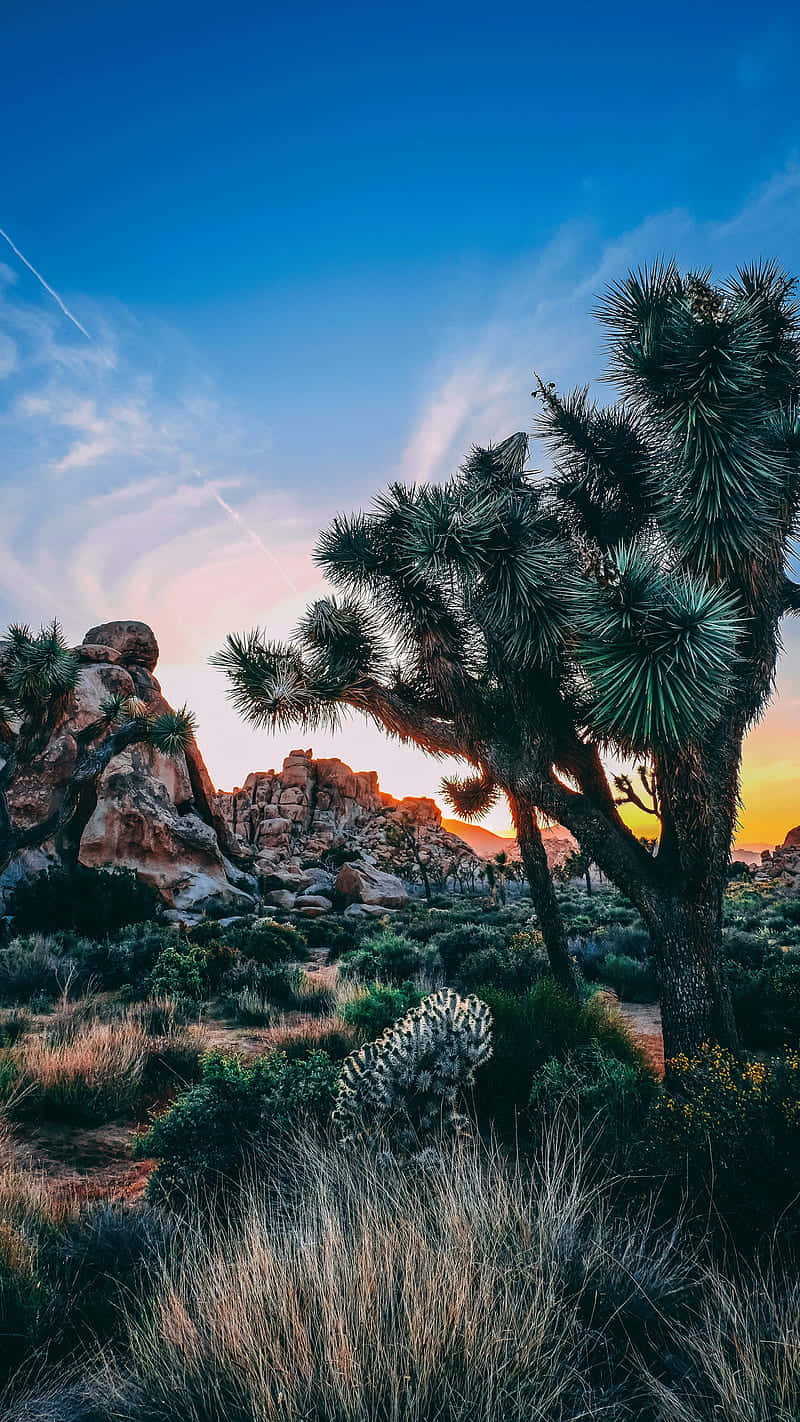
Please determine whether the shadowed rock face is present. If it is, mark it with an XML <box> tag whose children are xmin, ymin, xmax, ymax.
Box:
<box><xmin>0</xmin><ymin>622</ymin><xmax>257</xmax><ymax>920</ymax></box>
<box><xmin>756</xmin><ymin>824</ymin><xmax>800</xmax><ymax>894</ymax></box>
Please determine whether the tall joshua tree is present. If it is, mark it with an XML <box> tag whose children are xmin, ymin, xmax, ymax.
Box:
<box><xmin>214</xmin><ymin>262</ymin><xmax>800</xmax><ymax>1060</ymax></box>
<box><xmin>0</xmin><ymin>622</ymin><xmax>196</xmax><ymax>875</ymax></box>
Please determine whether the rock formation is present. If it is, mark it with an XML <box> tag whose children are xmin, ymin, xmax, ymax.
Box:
<box><xmin>216</xmin><ymin>749</ymin><xmax>480</xmax><ymax>911</ymax></box>
<box><xmin>0</xmin><ymin>622</ymin><xmax>257</xmax><ymax>919</ymax></box>
<box><xmin>757</xmin><ymin>825</ymin><xmax>800</xmax><ymax>893</ymax></box>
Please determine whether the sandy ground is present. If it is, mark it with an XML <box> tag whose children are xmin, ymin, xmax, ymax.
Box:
<box><xmin>617</xmin><ymin>1001</ymin><xmax>665</xmax><ymax>1077</ymax></box>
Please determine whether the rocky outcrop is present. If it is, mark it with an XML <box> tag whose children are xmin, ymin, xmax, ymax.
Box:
<box><xmin>758</xmin><ymin>826</ymin><xmax>800</xmax><ymax>894</ymax></box>
<box><xmin>216</xmin><ymin>749</ymin><xmax>479</xmax><ymax>908</ymax></box>
<box><xmin>334</xmin><ymin>861</ymin><xmax>408</xmax><ymax>909</ymax></box>
<box><xmin>0</xmin><ymin>622</ymin><xmax>257</xmax><ymax>920</ymax></box>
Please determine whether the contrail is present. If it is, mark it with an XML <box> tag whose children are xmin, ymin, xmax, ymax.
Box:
<box><xmin>0</xmin><ymin>226</ymin><xmax>91</xmax><ymax>340</ymax></box>
<box><xmin>1</xmin><ymin>223</ymin><xmax>296</xmax><ymax>590</ymax></box>
<box><xmin>195</xmin><ymin>473</ymin><xmax>299</xmax><ymax>594</ymax></box>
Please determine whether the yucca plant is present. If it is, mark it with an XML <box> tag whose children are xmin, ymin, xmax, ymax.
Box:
<box><xmin>0</xmin><ymin>621</ymin><xmax>196</xmax><ymax>875</ymax></box>
<box><xmin>215</xmin><ymin>262</ymin><xmax>800</xmax><ymax>1059</ymax></box>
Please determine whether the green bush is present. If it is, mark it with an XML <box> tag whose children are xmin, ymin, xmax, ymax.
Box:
<box><xmin>339</xmin><ymin>929</ymin><xmax>441</xmax><ymax>985</ymax></box>
<box><xmin>596</xmin><ymin>953</ymin><xmax>658</xmax><ymax>1002</ymax></box>
<box><xmin>8</xmin><ymin>865</ymin><xmax>161</xmax><ymax>938</ymax></box>
<box><xmin>454</xmin><ymin>929</ymin><xmax>548</xmax><ymax>994</ymax></box>
<box><xmin>342</xmin><ymin>981</ymin><xmax>422</xmax><ymax>1041</ymax></box>
<box><xmin>474</xmin><ymin>980</ymin><xmax>645</xmax><ymax>1135</ymax></box>
<box><xmin>649</xmin><ymin>1044</ymin><xmax>800</xmax><ymax>1245</ymax></box>
<box><xmin>218</xmin><ymin>917</ymin><xmax>309</xmax><ymax>965</ymax></box>
<box><xmin>430</xmin><ymin>924</ymin><xmax>507</xmax><ymax>978</ymax></box>
<box><xmin>301</xmin><ymin>915</ymin><xmax>360</xmax><ymax>957</ymax></box>
<box><xmin>529</xmin><ymin>1042</ymin><xmax>655</xmax><ymax>1157</ymax></box>
<box><xmin>137</xmin><ymin>1048</ymin><xmax>341</xmax><ymax>1201</ymax></box>
<box><xmin>0</xmin><ymin>934</ymin><xmax>73</xmax><ymax>1004</ymax></box>
<box><xmin>148</xmin><ymin>944</ymin><xmax>208</xmax><ymax>1002</ymax></box>
<box><xmin>221</xmin><ymin>960</ymin><xmax>332</xmax><ymax>1017</ymax></box>
<box><xmin>73</xmin><ymin>922</ymin><xmax>180</xmax><ymax>992</ymax></box>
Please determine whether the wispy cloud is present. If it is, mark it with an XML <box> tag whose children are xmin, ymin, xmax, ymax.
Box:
<box><xmin>399</xmin><ymin>169</ymin><xmax>800</xmax><ymax>486</ymax></box>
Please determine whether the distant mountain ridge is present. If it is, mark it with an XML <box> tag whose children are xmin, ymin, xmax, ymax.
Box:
<box><xmin>442</xmin><ymin>818</ymin><xmax>576</xmax><ymax>867</ymax></box>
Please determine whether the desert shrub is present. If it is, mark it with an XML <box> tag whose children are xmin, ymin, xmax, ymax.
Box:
<box><xmin>2</xmin><ymin>1016</ymin><xmax>150</xmax><ymax>1123</ymax></box>
<box><xmin>772</xmin><ymin>957</ymin><xmax>800</xmax><ymax>1039</ymax></box>
<box><xmin>300</xmin><ymin>915</ymin><xmax>360</xmax><ymax>956</ymax></box>
<box><xmin>454</xmin><ymin>928</ymin><xmax>549</xmax><ymax>994</ymax></box>
<box><xmin>722</xmin><ymin>927</ymin><xmax>769</xmax><ymax>968</ymax></box>
<box><xmin>333</xmin><ymin>989</ymin><xmax>492</xmax><ymax>1159</ymax></box>
<box><xmin>341</xmin><ymin>980</ymin><xmax>422</xmax><ymax>1041</ymax></box>
<box><xmin>36</xmin><ymin>1201</ymin><xmax>174</xmax><ymax>1357</ymax></box>
<box><xmin>71</xmin><ymin>922</ymin><xmax>179</xmax><ymax>992</ymax></box>
<box><xmin>222</xmin><ymin>960</ymin><xmax>334</xmax><ymax>1018</ymax></box>
<box><xmin>604</xmin><ymin>924</ymin><xmax>651</xmax><ymax>959</ymax></box>
<box><xmin>339</xmin><ymin>928</ymin><xmax>441</xmax><ymax>985</ymax></box>
<box><xmin>474</xmin><ymin>980</ymin><xmax>644</xmax><ymax>1135</ymax></box>
<box><xmin>529</xmin><ymin>1042</ymin><xmax>656</xmax><ymax>1158</ymax></box>
<box><xmin>651</xmin><ymin>1044</ymin><xmax>800</xmax><ymax>1244</ymax></box>
<box><xmin>138</xmin><ymin>1049</ymin><xmax>341</xmax><ymax>1202</ymax></box>
<box><xmin>40</xmin><ymin>1133</ymin><xmax>717</xmax><ymax>1422</ymax></box>
<box><xmin>8</xmin><ymin>865</ymin><xmax>160</xmax><ymax>938</ymax></box>
<box><xmin>724</xmin><ymin>952</ymin><xmax>800</xmax><ymax>1049</ymax></box>
<box><xmin>148</xmin><ymin>943</ymin><xmax>207</xmax><ymax>1002</ymax></box>
<box><xmin>218</xmin><ymin>917</ymin><xmax>308</xmax><ymax>965</ymax></box>
<box><xmin>430</xmin><ymin>923</ymin><xmax>507</xmax><ymax>977</ymax></box>
<box><xmin>0</xmin><ymin>1009</ymin><xmax>30</xmax><ymax>1047</ymax></box>
<box><xmin>229</xmin><ymin>989</ymin><xmax>278</xmax><ymax>1026</ymax></box>
<box><xmin>266</xmin><ymin>1019</ymin><xmax>356</xmax><ymax>1062</ymax></box>
<box><xmin>0</xmin><ymin>934</ymin><xmax>76</xmax><ymax>1005</ymax></box>
<box><xmin>596</xmin><ymin>953</ymin><xmax>658</xmax><ymax>1002</ymax></box>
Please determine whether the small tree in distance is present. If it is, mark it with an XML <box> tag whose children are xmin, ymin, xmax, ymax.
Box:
<box><xmin>215</xmin><ymin>261</ymin><xmax>800</xmax><ymax>1061</ymax></box>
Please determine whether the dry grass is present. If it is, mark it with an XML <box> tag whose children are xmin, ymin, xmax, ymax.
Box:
<box><xmin>0</xmin><ymin>1000</ymin><xmax>206</xmax><ymax>1124</ymax></box>
<box><xmin>2</xmin><ymin>1130</ymin><xmax>800</xmax><ymax>1421</ymax></box>
<box><xmin>89</xmin><ymin>1130</ymin><xmax>689</xmax><ymax>1421</ymax></box>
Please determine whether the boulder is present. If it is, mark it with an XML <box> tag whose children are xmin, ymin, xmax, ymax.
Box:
<box><xmin>83</xmin><ymin>621</ymin><xmax>159</xmax><ymax>671</ymax></box>
<box><xmin>295</xmin><ymin>893</ymin><xmax>334</xmax><ymax>912</ymax></box>
<box><xmin>344</xmin><ymin>902</ymin><xmax>396</xmax><ymax>919</ymax></box>
<box><xmin>335</xmin><ymin>861</ymin><xmax>408</xmax><ymax>909</ymax></box>
<box><xmin>264</xmin><ymin>889</ymin><xmax>297</xmax><ymax>910</ymax></box>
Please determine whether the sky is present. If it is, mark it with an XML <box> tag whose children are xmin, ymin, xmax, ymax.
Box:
<box><xmin>0</xmin><ymin>0</ymin><xmax>798</xmax><ymax>848</ymax></box>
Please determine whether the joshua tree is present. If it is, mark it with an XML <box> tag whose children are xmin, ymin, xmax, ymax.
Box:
<box><xmin>0</xmin><ymin>622</ymin><xmax>196</xmax><ymax>875</ymax></box>
<box><xmin>556</xmin><ymin>846</ymin><xmax>595</xmax><ymax>896</ymax></box>
<box><xmin>215</xmin><ymin>262</ymin><xmax>800</xmax><ymax>1060</ymax></box>
<box><xmin>485</xmin><ymin>849</ymin><xmax>514</xmax><ymax>905</ymax></box>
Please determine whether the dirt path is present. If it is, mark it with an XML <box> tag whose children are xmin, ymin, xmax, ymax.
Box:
<box><xmin>617</xmin><ymin>1001</ymin><xmax>665</xmax><ymax>1078</ymax></box>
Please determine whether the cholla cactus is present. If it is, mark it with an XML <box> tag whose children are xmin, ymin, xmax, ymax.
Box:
<box><xmin>333</xmin><ymin>988</ymin><xmax>492</xmax><ymax>1159</ymax></box>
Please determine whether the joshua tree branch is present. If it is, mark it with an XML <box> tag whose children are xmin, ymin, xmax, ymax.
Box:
<box><xmin>613</xmin><ymin>773</ymin><xmax>660</xmax><ymax>817</ymax></box>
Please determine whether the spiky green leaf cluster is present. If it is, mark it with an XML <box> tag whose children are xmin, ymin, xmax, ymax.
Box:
<box><xmin>575</xmin><ymin>543</ymin><xmax>744</xmax><ymax>751</ymax></box>
<box><xmin>0</xmin><ymin>622</ymin><xmax>80</xmax><ymax>725</ymax></box>
<box><xmin>440</xmin><ymin>773</ymin><xmax>500</xmax><ymax>821</ymax></box>
<box><xmin>597</xmin><ymin>260</ymin><xmax>800</xmax><ymax>574</ymax></box>
<box><xmin>147</xmin><ymin>706</ymin><xmax>198</xmax><ymax>757</ymax></box>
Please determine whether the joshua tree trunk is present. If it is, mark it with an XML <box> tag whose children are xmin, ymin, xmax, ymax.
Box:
<box><xmin>511</xmin><ymin>798</ymin><xmax>580</xmax><ymax>1000</ymax></box>
<box><xmin>639</xmin><ymin>891</ymin><xmax>738</xmax><ymax>1062</ymax></box>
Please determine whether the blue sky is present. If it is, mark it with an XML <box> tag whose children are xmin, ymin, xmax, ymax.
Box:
<box><xmin>1</xmin><ymin>0</ymin><xmax>799</xmax><ymax>841</ymax></box>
